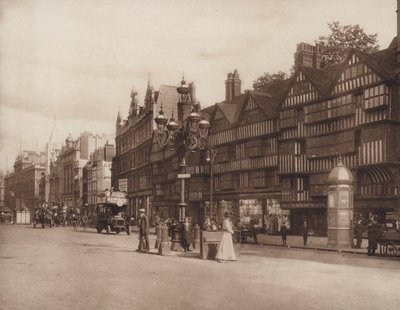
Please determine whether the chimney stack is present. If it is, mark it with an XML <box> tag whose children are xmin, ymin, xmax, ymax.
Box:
<box><xmin>294</xmin><ymin>43</ymin><xmax>322</xmax><ymax>70</ymax></box>
<box><xmin>225</xmin><ymin>70</ymin><xmax>241</xmax><ymax>102</ymax></box>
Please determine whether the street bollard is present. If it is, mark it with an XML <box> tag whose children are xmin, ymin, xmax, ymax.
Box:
<box><xmin>158</xmin><ymin>223</ymin><xmax>170</xmax><ymax>256</ymax></box>
<box><xmin>155</xmin><ymin>223</ymin><xmax>162</xmax><ymax>249</ymax></box>
<box><xmin>193</xmin><ymin>224</ymin><xmax>200</xmax><ymax>249</ymax></box>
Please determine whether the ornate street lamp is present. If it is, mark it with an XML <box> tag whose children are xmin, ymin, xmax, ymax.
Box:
<box><xmin>206</xmin><ymin>148</ymin><xmax>217</xmax><ymax>223</ymax></box>
<box><xmin>154</xmin><ymin>77</ymin><xmax>210</xmax><ymax>250</ymax></box>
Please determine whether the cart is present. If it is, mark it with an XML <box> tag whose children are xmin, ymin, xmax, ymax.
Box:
<box><xmin>378</xmin><ymin>229</ymin><xmax>400</xmax><ymax>257</ymax></box>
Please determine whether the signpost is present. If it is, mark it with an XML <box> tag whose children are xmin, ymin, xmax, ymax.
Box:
<box><xmin>177</xmin><ymin>174</ymin><xmax>191</xmax><ymax>179</ymax></box>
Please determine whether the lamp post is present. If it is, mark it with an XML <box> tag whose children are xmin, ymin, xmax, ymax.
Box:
<box><xmin>206</xmin><ymin>148</ymin><xmax>217</xmax><ymax>222</ymax></box>
<box><xmin>154</xmin><ymin>77</ymin><xmax>210</xmax><ymax>250</ymax></box>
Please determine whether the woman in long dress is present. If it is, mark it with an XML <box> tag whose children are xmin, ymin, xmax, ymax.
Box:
<box><xmin>215</xmin><ymin>212</ymin><xmax>237</xmax><ymax>262</ymax></box>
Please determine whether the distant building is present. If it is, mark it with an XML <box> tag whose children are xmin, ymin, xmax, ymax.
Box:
<box><xmin>4</xmin><ymin>151</ymin><xmax>46</xmax><ymax>215</ymax></box>
<box><xmin>83</xmin><ymin>143</ymin><xmax>115</xmax><ymax>216</ymax></box>
<box><xmin>52</xmin><ymin>132</ymin><xmax>111</xmax><ymax>210</ymax></box>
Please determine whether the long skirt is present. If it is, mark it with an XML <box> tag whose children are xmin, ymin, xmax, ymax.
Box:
<box><xmin>215</xmin><ymin>232</ymin><xmax>237</xmax><ymax>261</ymax></box>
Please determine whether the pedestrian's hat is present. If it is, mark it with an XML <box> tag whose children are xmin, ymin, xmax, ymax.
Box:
<box><xmin>139</xmin><ymin>208</ymin><xmax>145</xmax><ymax>213</ymax></box>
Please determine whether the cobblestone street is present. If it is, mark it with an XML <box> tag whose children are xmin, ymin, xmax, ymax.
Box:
<box><xmin>1</xmin><ymin>225</ymin><xmax>399</xmax><ymax>310</ymax></box>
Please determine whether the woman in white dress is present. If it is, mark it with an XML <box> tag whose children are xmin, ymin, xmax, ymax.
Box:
<box><xmin>215</xmin><ymin>212</ymin><xmax>237</xmax><ymax>262</ymax></box>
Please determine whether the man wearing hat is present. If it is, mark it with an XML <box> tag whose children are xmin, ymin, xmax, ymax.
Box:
<box><xmin>138</xmin><ymin>208</ymin><xmax>149</xmax><ymax>252</ymax></box>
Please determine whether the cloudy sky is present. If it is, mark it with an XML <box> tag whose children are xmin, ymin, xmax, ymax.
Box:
<box><xmin>0</xmin><ymin>0</ymin><xmax>396</xmax><ymax>173</ymax></box>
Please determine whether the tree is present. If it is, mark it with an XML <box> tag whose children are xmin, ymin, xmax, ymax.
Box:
<box><xmin>252</xmin><ymin>71</ymin><xmax>288</xmax><ymax>92</ymax></box>
<box><xmin>316</xmin><ymin>21</ymin><xmax>379</xmax><ymax>67</ymax></box>
<box><xmin>253</xmin><ymin>21</ymin><xmax>380</xmax><ymax>91</ymax></box>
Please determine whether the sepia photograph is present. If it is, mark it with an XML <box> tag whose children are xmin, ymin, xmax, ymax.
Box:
<box><xmin>0</xmin><ymin>1</ymin><xmax>399</xmax><ymax>309</ymax></box>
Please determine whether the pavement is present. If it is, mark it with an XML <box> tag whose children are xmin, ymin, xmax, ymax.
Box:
<box><xmin>131</xmin><ymin>226</ymin><xmax>372</xmax><ymax>257</ymax></box>
<box><xmin>255</xmin><ymin>234</ymin><xmax>369</xmax><ymax>255</ymax></box>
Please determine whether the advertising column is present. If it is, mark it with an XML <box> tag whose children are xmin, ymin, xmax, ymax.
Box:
<box><xmin>327</xmin><ymin>158</ymin><xmax>353</xmax><ymax>248</ymax></box>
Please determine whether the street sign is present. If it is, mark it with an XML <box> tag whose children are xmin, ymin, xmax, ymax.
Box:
<box><xmin>177</xmin><ymin>174</ymin><xmax>191</xmax><ymax>179</ymax></box>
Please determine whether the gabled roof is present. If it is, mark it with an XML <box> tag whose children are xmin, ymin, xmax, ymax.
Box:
<box><xmin>301</xmin><ymin>63</ymin><xmax>344</xmax><ymax>96</ymax></box>
<box><xmin>355</xmin><ymin>44</ymin><xmax>397</xmax><ymax>80</ymax></box>
<box><xmin>262</xmin><ymin>79</ymin><xmax>292</xmax><ymax>112</ymax></box>
<box><xmin>249</xmin><ymin>90</ymin><xmax>279</xmax><ymax>119</ymax></box>
<box><xmin>212</xmin><ymin>88</ymin><xmax>282</xmax><ymax>126</ymax></box>
<box><xmin>217</xmin><ymin>93</ymin><xmax>247</xmax><ymax>124</ymax></box>
<box><xmin>282</xmin><ymin>37</ymin><xmax>399</xmax><ymax>105</ymax></box>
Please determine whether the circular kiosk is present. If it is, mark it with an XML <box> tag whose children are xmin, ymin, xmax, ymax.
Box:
<box><xmin>327</xmin><ymin>158</ymin><xmax>354</xmax><ymax>248</ymax></box>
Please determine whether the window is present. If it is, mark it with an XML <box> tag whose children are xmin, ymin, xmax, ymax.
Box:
<box><xmin>296</xmin><ymin>108</ymin><xmax>304</xmax><ymax>122</ymax></box>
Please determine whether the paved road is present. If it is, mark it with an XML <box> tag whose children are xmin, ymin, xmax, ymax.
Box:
<box><xmin>0</xmin><ymin>225</ymin><xmax>399</xmax><ymax>310</ymax></box>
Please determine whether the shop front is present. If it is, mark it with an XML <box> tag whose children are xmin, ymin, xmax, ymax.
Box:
<box><xmin>281</xmin><ymin>202</ymin><xmax>327</xmax><ymax>236</ymax></box>
<box><xmin>354</xmin><ymin>196</ymin><xmax>397</xmax><ymax>225</ymax></box>
<box><xmin>209</xmin><ymin>196</ymin><xmax>288</xmax><ymax>234</ymax></box>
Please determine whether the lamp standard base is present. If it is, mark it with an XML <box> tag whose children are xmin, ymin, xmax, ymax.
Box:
<box><xmin>170</xmin><ymin>223</ymin><xmax>184</xmax><ymax>251</ymax></box>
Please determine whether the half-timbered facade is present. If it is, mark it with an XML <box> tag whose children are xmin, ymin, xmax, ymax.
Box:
<box><xmin>200</xmin><ymin>71</ymin><xmax>286</xmax><ymax>233</ymax></box>
<box><xmin>114</xmin><ymin>35</ymin><xmax>399</xmax><ymax>234</ymax></box>
<box><xmin>276</xmin><ymin>39</ymin><xmax>400</xmax><ymax>235</ymax></box>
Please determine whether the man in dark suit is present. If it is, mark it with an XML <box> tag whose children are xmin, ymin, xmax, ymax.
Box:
<box><xmin>367</xmin><ymin>216</ymin><xmax>383</xmax><ymax>256</ymax></box>
<box><xmin>302</xmin><ymin>221</ymin><xmax>309</xmax><ymax>246</ymax></box>
<box><xmin>138</xmin><ymin>208</ymin><xmax>149</xmax><ymax>252</ymax></box>
<box><xmin>354</xmin><ymin>220</ymin><xmax>364</xmax><ymax>249</ymax></box>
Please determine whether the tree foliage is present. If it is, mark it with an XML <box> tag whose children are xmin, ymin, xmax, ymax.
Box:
<box><xmin>252</xmin><ymin>71</ymin><xmax>288</xmax><ymax>92</ymax></box>
<box><xmin>253</xmin><ymin>21</ymin><xmax>380</xmax><ymax>92</ymax></box>
<box><xmin>316</xmin><ymin>21</ymin><xmax>379</xmax><ymax>67</ymax></box>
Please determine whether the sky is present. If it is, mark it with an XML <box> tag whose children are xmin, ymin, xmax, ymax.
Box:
<box><xmin>0</xmin><ymin>0</ymin><xmax>397</xmax><ymax>173</ymax></box>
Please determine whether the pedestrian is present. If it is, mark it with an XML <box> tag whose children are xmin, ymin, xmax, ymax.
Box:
<box><xmin>168</xmin><ymin>218</ymin><xmax>177</xmax><ymax>240</ymax></box>
<box><xmin>138</xmin><ymin>208</ymin><xmax>149</xmax><ymax>252</ymax></box>
<box><xmin>250</xmin><ymin>217</ymin><xmax>260</xmax><ymax>244</ymax></box>
<box><xmin>82</xmin><ymin>213</ymin><xmax>88</xmax><ymax>231</ymax></box>
<box><xmin>125</xmin><ymin>213</ymin><xmax>132</xmax><ymax>235</ymax></box>
<box><xmin>215</xmin><ymin>212</ymin><xmax>237</xmax><ymax>263</ymax></box>
<box><xmin>182</xmin><ymin>217</ymin><xmax>193</xmax><ymax>252</ymax></box>
<box><xmin>367</xmin><ymin>216</ymin><xmax>383</xmax><ymax>256</ymax></box>
<box><xmin>281</xmin><ymin>222</ymin><xmax>288</xmax><ymax>246</ymax></box>
<box><xmin>203</xmin><ymin>216</ymin><xmax>213</xmax><ymax>231</ymax></box>
<box><xmin>354</xmin><ymin>219</ymin><xmax>364</xmax><ymax>249</ymax></box>
<box><xmin>302</xmin><ymin>221</ymin><xmax>308</xmax><ymax>246</ymax></box>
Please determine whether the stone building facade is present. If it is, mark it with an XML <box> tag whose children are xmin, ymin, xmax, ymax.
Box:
<box><xmin>51</xmin><ymin>132</ymin><xmax>109</xmax><ymax>210</ymax></box>
<box><xmin>4</xmin><ymin>151</ymin><xmax>46</xmax><ymax>215</ymax></box>
<box><xmin>83</xmin><ymin>143</ymin><xmax>115</xmax><ymax>216</ymax></box>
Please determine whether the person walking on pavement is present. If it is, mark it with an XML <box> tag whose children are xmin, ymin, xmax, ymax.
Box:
<box><xmin>182</xmin><ymin>217</ymin><xmax>193</xmax><ymax>252</ymax></box>
<box><xmin>215</xmin><ymin>212</ymin><xmax>237</xmax><ymax>262</ymax></box>
<box><xmin>281</xmin><ymin>222</ymin><xmax>288</xmax><ymax>246</ymax></box>
<box><xmin>138</xmin><ymin>208</ymin><xmax>149</xmax><ymax>252</ymax></box>
<box><xmin>354</xmin><ymin>219</ymin><xmax>364</xmax><ymax>249</ymax></box>
<box><xmin>367</xmin><ymin>216</ymin><xmax>383</xmax><ymax>256</ymax></box>
<box><xmin>125</xmin><ymin>213</ymin><xmax>132</xmax><ymax>235</ymax></box>
<box><xmin>250</xmin><ymin>217</ymin><xmax>260</xmax><ymax>244</ymax></box>
<box><xmin>302</xmin><ymin>221</ymin><xmax>309</xmax><ymax>246</ymax></box>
